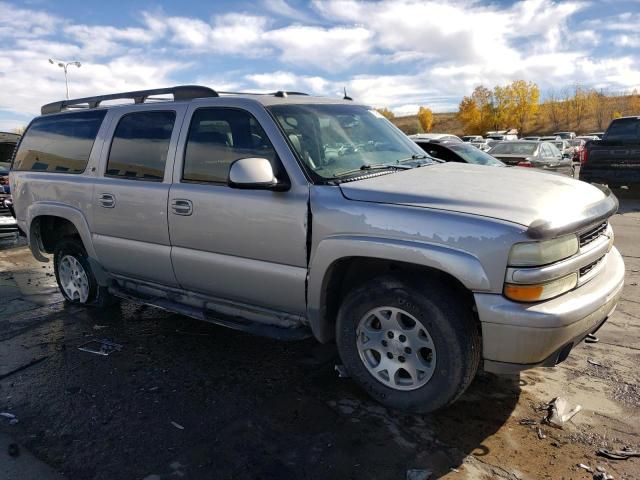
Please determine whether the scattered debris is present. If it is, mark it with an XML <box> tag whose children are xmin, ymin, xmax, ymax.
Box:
<box><xmin>597</xmin><ymin>447</ymin><xmax>640</xmax><ymax>460</ymax></box>
<box><xmin>171</xmin><ymin>421</ymin><xmax>185</xmax><ymax>430</ymax></box>
<box><xmin>596</xmin><ymin>466</ymin><xmax>606</xmax><ymax>473</ymax></box>
<box><xmin>0</xmin><ymin>412</ymin><xmax>18</xmax><ymax>425</ymax></box>
<box><xmin>406</xmin><ymin>469</ymin><xmax>432</xmax><ymax>480</ymax></box>
<box><xmin>585</xmin><ymin>334</ymin><xmax>599</xmax><ymax>344</ymax></box>
<box><xmin>546</xmin><ymin>397</ymin><xmax>582</xmax><ymax>429</ymax></box>
<box><xmin>593</xmin><ymin>472</ymin><xmax>614</xmax><ymax>480</ymax></box>
<box><xmin>587</xmin><ymin>358</ymin><xmax>604</xmax><ymax>367</ymax></box>
<box><xmin>537</xmin><ymin>427</ymin><xmax>546</xmax><ymax>439</ymax></box>
<box><xmin>93</xmin><ymin>324</ymin><xmax>109</xmax><ymax>330</ymax></box>
<box><xmin>335</xmin><ymin>364</ymin><xmax>350</xmax><ymax>378</ymax></box>
<box><xmin>78</xmin><ymin>339</ymin><xmax>123</xmax><ymax>356</ymax></box>
<box><xmin>578</xmin><ymin>463</ymin><xmax>593</xmax><ymax>473</ymax></box>
<box><xmin>520</xmin><ymin>418</ymin><xmax>537</xmax><ymax>425</ymax></box>
<box><xmin>7</xmin><ymin>443</ymin><xmax>20</xmax><ymax>458</ymax></box>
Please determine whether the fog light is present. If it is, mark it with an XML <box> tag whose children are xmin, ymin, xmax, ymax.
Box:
<box><xmin>504</xmin><ymin>273</ymin><xmax>578</xmax><ymax>302</ymax></box>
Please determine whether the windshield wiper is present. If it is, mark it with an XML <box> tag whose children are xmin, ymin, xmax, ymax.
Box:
<box><xmin>334</xmin><ymin>163</ymin><xmax>412</xmax><ymax>178</ymax></box>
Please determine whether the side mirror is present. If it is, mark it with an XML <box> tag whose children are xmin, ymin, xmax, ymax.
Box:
<box><xmin>228</xmin><ymin>157</ymin><xmax>287</xmax><ymax>191</ymax></box>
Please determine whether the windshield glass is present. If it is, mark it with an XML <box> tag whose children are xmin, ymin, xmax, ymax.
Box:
<box><xmin>448</xmin><ymin>144</ymin><xmax>504</xmax><ymax>166</ymax></box>
<box><xmin>268</xmin><ymin>104</ymin><xmax>429</xmax><ymax>179</ymax></box>
<box><xmin>604</xmin><ymin>118</ymin><xmax>640</xmax><ymax>142</ymax></box>
<box><xmin>490</xmin><ymin>142</ymin><xmax>537</xmax><ymax>155</ymax></box>
<box><xmin>551</xmin><ymin>141</ymin><xmax>564</xmax><ymax>150</ymax></box>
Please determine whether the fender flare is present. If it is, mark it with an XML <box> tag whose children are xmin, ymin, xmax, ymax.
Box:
<box><xmin>26</xmin><ymin>202</ymin><xmax>97</xmax><ymax>262</ymax></box>
<box><xmin>307</xmin><ymin>235</ymin><xmax>491</xmax><ymax>342</ymax></box>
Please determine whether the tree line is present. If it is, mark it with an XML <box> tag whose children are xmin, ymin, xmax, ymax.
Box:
<box><xmin>457</xmin><ymin>81</ymin><xmax>640</xmax><ymax>135</ymax></box>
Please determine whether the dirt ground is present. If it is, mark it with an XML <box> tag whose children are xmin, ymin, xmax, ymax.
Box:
<box><xmin>0</xmin><ymin>197</ymin><xmax>639</xmax><ymax>480</ymax></box>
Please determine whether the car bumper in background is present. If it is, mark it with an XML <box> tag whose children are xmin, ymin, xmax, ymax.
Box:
<box><xmin>476</xmin><ymin>247</ymin><xmax>625</xmax><ymax>374</ymax></box>
<box><xmin>0</xmin><ymin>214</ymin><xmax>19</xmax><ymax>239</ymax></box>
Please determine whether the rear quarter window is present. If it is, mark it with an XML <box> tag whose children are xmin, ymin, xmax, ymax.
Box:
<box><xmin>604</xmin><ymin>118</ymin><xmax>640</xmax><ymax>142</ymax></box>
<box><xmin>13</xmin><ymin>110</ymin><xmax>106</xmax><ymax>173</ymax></box>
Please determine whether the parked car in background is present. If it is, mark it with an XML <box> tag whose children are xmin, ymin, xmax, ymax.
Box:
<box><xmin>523</xmin><ymin>136</ymin><xmax>541</xmax><ymax>141</ymax></box>
<box><xmin>553</xmin><ymin>131</ymin><xmax>576</xmax><ymax>140</ymax></box>
<box><xmin>580</xmin><ymin>116</ymin><xmax>640</xmax><ymax>190</ymax></box>
<box><xmin>409</xmin><ymin>133</ymin><xmax>462</xmax><ymax>143</ymax></box>
<box><xmin>585</xmin><ymin>132</ymin><xmax>605</xmax><ymax>139</ymax></box>
<box><xmin>10</xmin><ymin>85</ymin><xmax>625</xmax><ymax>413</ymax></box>
<box><xmin>539</xmin><ymin>135</ymin><xmax>561</xmax><ymax>142</ymax></box>
<box><xmin>412</xmin><ymin>138</ymin><xmax>505</xmax><ymax>166</ymax></box>
<box><xmin>568</xmin><ymin>139</ymin><xmax>587</xmax><ymax>164</ymax></box>
<box><xmin>470</xmin><ymin>139</ymin><xmax>493</xmax><ymax>151</ymax></box>
<box><xmin>488</xmin><ymin>140</ymin><xmax>573</xmax><ymax>176</ymax></box>
<box><xmin>486</xmin><ymin>133</ymin><xmax>518</xmax><ymax>141</ymax></box>
<box><xmin>0</xmin><ymin>132</ymin><xmax>19</xmax><ymax>239</ymax></box>
<box><xmin>462</xmin><ymin>135</ymin><xmax>483</xmax><ymax>142</ymax></box>
<box><xmin>577</xmin><ymin>135</ymin><xmax>599</xmax><ymax>141</ymax></box>
<box><xmin>550</xmin><ymin>140</ymin><xmax>573</xmax><ymax>158</ymax></box>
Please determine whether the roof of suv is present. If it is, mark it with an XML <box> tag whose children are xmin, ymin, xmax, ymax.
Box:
<box><xmin>40</xmin><ymin>84</ymin><xmax>357</xmax><ymax>115</ymax></box>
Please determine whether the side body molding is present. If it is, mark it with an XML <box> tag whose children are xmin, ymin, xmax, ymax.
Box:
<box><xmin>26</xmin><ymin>202</ymin><xmax>97</xmax><ymax>262</ymax></box>
<box><xmin>306</xmin><ymin>235</ymin><xmax>491</xmax><ymax>342</ymax></box>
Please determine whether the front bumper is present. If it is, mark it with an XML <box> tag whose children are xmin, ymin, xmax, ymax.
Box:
<box><xmin>476</xmin><ymin>247</ymin><xmax>625</xmax><ymax>374</ymax></box>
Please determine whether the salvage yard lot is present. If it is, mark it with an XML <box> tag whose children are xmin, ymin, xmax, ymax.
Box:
<box><xmin>0</xmin><ymin>197</ymin><xmax>639</xmax><ymax>480</ymax></box>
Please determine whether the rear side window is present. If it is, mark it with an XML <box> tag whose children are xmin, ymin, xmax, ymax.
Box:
<box><xmin>183</xmin><ymin>108</ymin><xmax>276</xmax><ymax>184</ymax></box>
<box><xmin>604</xmin><ymin>118</ymin><xmax>640</xmax><ymax>142</ymax></box>
<box><xmin>13</xmin><ymin>110</ymin><xmax>106</xmax><ymax>173</ymax></box>
<box><xmin>106</xmin><ymin>111</ymin><xmax>176</xmax><ymax>181</ymax></box>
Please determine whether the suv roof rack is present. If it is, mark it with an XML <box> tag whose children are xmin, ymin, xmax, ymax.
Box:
<box><xmin>41</xmin><ymin>85</ymin><xmax>219</xmax><ymax>115</ymax></box>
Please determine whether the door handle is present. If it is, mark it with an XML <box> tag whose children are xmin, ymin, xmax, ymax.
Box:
<box><xmin>171</xmin><ymin>199</ymin><xmax>193</xmax><ymax>216</ymax></box>
<box><xmin>98</xmin><ymin>193</ymin><xmax>115</xmax><ymax>208</ymax></box>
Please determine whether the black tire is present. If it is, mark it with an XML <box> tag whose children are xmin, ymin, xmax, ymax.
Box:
<box><xmin>336</xmin><ymin>275</ymin><xmax>481</xmax><ymax>413</ymax></box>
<box><xmin>53</xmin><ymin>237</ymin><xmax>116</xmax><ymax>307</ymax></box>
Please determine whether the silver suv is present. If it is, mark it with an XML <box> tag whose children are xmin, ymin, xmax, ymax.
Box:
<box><xmin>10</xmin><ymin>86</ymin><xmax>625</xmax><ymax>412</ymax></box>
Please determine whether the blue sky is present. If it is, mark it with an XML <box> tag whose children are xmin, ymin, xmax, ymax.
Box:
<box><xmin>1</xmin><ymin>0</ymin><xmax>639</xmax><ymax>130</ymax></box>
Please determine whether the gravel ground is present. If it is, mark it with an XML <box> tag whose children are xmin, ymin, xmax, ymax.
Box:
<box><xmin>0</xmin><ymin>196</ymin><xmax>639</xmax><ymax>480</ymax></box>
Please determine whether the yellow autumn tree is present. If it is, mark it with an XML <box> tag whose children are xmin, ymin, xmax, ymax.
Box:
<box><xmin>376</xmin><ymin>108</ymin><xmax>395</xmax><ymax>120</ymax></box>
<box><xmin>471</xmin><ymin>86</ymin><xmax>494</xmax><ymax>133</ymax></box>
<box><xmin>457</xmin><ymin>96</ymin><xmax>481</xmax><ymax>134</ymax></box>
<box><xmin>509</xmin><ymin>80</ymin><xmax>540</xmax><ymax>135</ymax></box>
<box><xmin>417</xmin><ymin>106</ymin><xmax>434</xmax><ymax>132</ymax></box>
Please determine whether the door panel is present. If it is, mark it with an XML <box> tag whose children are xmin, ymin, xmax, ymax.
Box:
<box><xmin>168</xmin><ymin>106</ymin><xmax>308</xmax><ymax>314</ymax></box>
<box><xmin>90</xmin><ymin>107</ymin><xmax>184</xmax><ymax>286</ymax></box>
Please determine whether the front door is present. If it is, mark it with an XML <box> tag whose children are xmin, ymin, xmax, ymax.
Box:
<box><xmin>168</xmin><ymin>105</ymin><xmax>308</xmax><ymax>314</ymax></box>
<box><xmin>90</xmin><ymin>107</ymin><xmax>184</xmax><ymax>286</ymax></box>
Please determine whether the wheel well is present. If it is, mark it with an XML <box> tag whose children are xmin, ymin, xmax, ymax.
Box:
<box><xmin>32</xmin><ymin>216</ymin><xmax>81</xmax><ymax>253</ymax></box>
<box><xmin>319</xmin><ymin>257</ymin><xmax>479</xmax><ymax>342</ymax></box>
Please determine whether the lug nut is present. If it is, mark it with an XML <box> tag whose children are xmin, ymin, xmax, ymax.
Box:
<box><xmin>399</xmin><ymin>334</ymin><xmax>406</xmax><ymax>342</ymax></box>
<box><xmin>381</xmin><ymin>340</ymin><xmax>388</xmax><ymax>347</ymax></box>
<box><xmin>398</xmin><ymin>356</ymin><xmax>405</xmax><ymax>363</ymax></box>
<box><xmin>386</xmin><ymin>352</ymin><xmax>393</xmax><ymax>359</ymax></box>
<box><xmin>387</xmin><ymin>331</ymin><xmax>394</xmax><ymax>339</ymax></box>
<box><xmin>404</xmin><ymin>347</ymin><xmax>412</xmax><ymax>354</ymax></box>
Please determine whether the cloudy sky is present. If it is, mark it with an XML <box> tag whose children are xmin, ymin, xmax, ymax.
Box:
<box><xmin>0</xmin><ymin>0</ymin><xmax>639</xmax><ymax>130</ymax></box>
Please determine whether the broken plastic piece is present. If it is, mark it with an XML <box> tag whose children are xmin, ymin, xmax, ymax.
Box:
<box><xmin>587</xmin><ymin>358</ymin><xmax>603</xmax><ymax>367</ymax></box>
<box><xmin>335</xmin><ymin>364</ymin><xmax>350</xmax><ymax>378</ymax></box>
<box><xmin>585</xmin><ymin>333</ymin><xmax>599</xmax><ymax>344</ymax></box>
<box><xmin>537</xmin><ymin>427</ymin><xmax>546</xmax><ymax>439</ymax></box>
<box><xmin>0</xmin><ymin>412</ymin><xmax>16</xmax><ymax>419</ymax></box>
<box><xmin>546</xmin><ymin>397</ymin><xmax>582</xmax><ymax>429</ymax></box>
<box><xmin>520</xmin><ymin>418</ymin><xmax>537</xmax><ymax>425</ymax></box>
<box><xmin>78</xmin><ymin>339</ymin><xmax>123</xmax><ymax>356</ymax></box>
<box><xmin>171</xmin><ymin>421</ymin><xmax>185</xmax><ymax>430</ymax></box>
<box><xmin>597</xmin><ymin>448</ymin><xmax>640</xmax><ymax>460</ymax></box>
<box><xmin>577</xmin><ymin>463</ymin><xmax>592</xmax><ymax>473</ymax></box>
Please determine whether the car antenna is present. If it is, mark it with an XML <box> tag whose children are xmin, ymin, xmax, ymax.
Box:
<box><xmin>343</xmin><ymin>87</ymin><xmax>353</xmax><ymax>101</ymax></box>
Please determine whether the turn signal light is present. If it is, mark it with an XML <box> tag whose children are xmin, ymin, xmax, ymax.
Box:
<box><xmin>504</xmin><ymin>273</ymin><xmax>578</xmax><ymax>302</ymax></box>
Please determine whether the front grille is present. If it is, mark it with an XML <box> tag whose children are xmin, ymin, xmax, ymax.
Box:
<box><xmin>579</xmin><ymin>221</ymin><xmax>607</xmax><ymax>248</ymax></box>
<box><xmin>579</xmin><ymin>256</ymin><xmax>605</xmax><ymax>277</ymax></box>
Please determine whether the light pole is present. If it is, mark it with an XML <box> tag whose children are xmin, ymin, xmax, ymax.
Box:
<box><xmin>48</xmin><ymin>58</ymin><xmax>81</xmax><ymax>99</ymax></box>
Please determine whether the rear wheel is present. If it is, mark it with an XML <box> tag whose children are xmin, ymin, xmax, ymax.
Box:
<box><xmin>336</xmin><ymin>276</ymin><xmax>481</xmax><ymax>412</ymax></box>
<box><xmin>53</xmin><ymin>237</ymin><xmax>116</xmax><ymax>307</ymax></box>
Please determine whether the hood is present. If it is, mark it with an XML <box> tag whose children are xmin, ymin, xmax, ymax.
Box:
<box><xmin>339</xmin><ymin>162</ymin><xmax>614</xmax><ymax>236</ymax></box>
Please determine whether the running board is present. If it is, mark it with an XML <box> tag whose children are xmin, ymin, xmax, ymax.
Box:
<box><xmin>108</xmin><ymin>285</ymin><xmax>311</xmax><ymax>341</ymax></box>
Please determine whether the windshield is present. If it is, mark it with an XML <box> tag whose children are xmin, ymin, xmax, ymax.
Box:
<box><xmin>448</xmin><ymin>144</ymin><xmax>504</xmax><ymax>166</ymax></box>
<box><xmin>490</xmin><ymin>142</ymin><xmax>537</xmax><ymax>155</ymax></box>
<box><xmin>551</xmin><ymin>141</ymin><xmax>565</xmax><ymax>150</ymax></box>
<box><xmin>268</xmin><ymin>104</ymin><xmax>429</xmax><ymax>179</ymax></box>
<box><xmin>604</xmin><ymin>118</ymin><xmax>640</xmax><ymax>142</ymax></box>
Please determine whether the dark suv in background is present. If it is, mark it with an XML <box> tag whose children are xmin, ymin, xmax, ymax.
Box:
<box><xmin>0</xmin><ymin>132</ymin><xmax>19</xmax><ymax>238</ymax></box>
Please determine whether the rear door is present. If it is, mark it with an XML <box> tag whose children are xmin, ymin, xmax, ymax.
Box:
<box><xmin>90</xmin><ymin>106</ymin><xmax>185</xmax><ymax>286</ymax></box>
<box><xmin>167</xmin><ymin>103</ymin><xmax>308</xmax><ymax>314</ymax></box>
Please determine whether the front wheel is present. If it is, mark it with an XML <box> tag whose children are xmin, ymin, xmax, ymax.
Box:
<box><xmin>336</xmin><ymin>276</ymin><xmax>481</xmax><ymax>412</ymax></box>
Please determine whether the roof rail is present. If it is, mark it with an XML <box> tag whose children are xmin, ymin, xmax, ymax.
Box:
<box><xmin>41</xmin><ymin>85</ymin><xmax>218</xmax><ymax>115</ymax></box>
<box><xmin>273</xmin><ymin>91</ymin><xmax>309</xmax><ymax>98</ymax></box>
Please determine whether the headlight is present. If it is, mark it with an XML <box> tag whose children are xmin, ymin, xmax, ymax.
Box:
<box><xmin>508</xmin><ymin>234</ymin><xmax>579</xmax><ymax>267</ymax></box>
<box><xmin>504</xmin><ymin>273</ymin><xmax>578</xmax><ymax>302</ymax></box>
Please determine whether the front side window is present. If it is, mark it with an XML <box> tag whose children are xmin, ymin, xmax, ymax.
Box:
<box><xmin>448</xmin><ymin>144</ymin><xmax>504</xmax><ymax>166</ymax></box>
<box><xmin>268</xmin><ymin>104</ymin><xmax>430</xmax><ymax>180</ymax></box>
<box><xmin>13</xmin><ymin>110</ymin><xmax>106</xmax><ymax>173</ymax></box>
<box><xmin>183</xmin><ymin>108</ymin><xmax>277</xmax><ymax>183</ymax></box>
<box><xmin>106</xmin><ymin>111</ymin><xmax>176</xmax><ymax>181</ymax></box>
